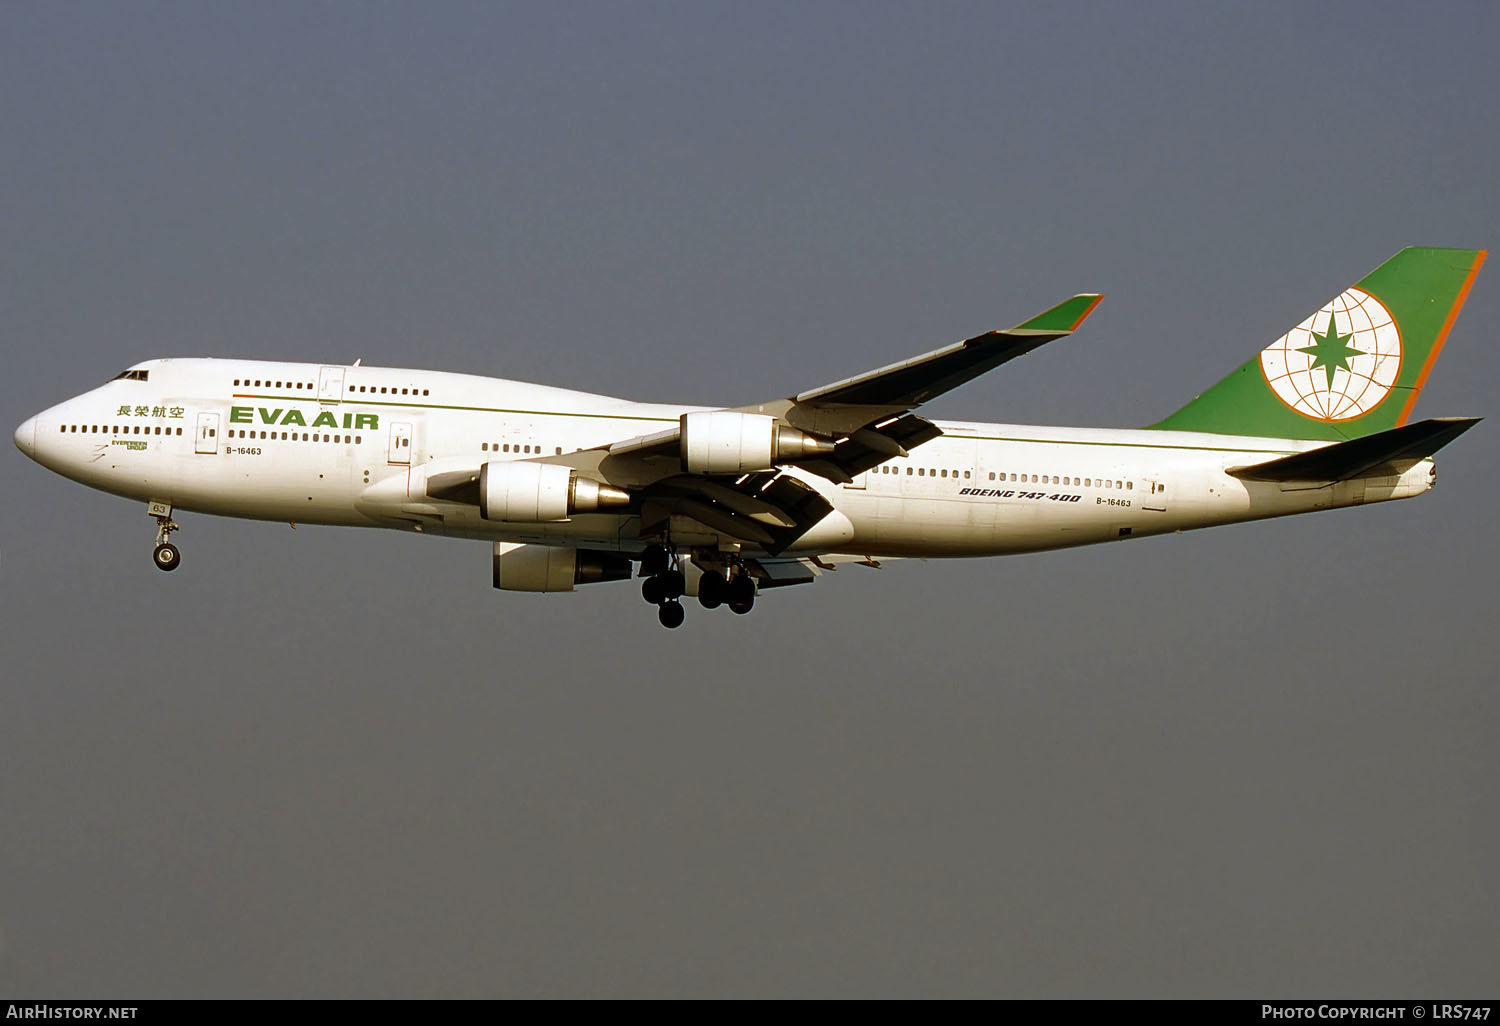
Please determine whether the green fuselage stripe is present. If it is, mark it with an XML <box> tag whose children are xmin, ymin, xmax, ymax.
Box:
<box><xmin>961</xmin><ymin>435</ymin><xmax>1297</xmax><ymax>456</ymax></box>
<box><xmin>234</xmin><ymin>393</ymin><xmax>1302</xmax><ymax>459</ymax></box>
<box><xmin>231</xmin><ymin>394</ymin><xmax>679</xmax><ymax>423</ymax></box>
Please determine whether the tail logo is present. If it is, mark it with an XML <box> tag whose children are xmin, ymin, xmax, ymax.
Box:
<box><xmin>1259</xmin><ymin>287</ymin><xmax>1402</xmax><ymax>421</ymax></box>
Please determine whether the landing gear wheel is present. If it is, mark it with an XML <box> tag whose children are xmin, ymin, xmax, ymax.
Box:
<box><xmin>641</xmin><ymin>544</ymin><xmax>669</xmax><ymax>576</ymax></box>
<box><xmin>153</xmin><ymin>542</ymin><xmax>181</xmax><ymax>572</ymax></box>
<box><xmin>698</xmin><ymin>570</ymin><xmax>726</xmax><ymax>609</ymax></box>
<box><xmin>727</xmin><ymin>573</ymin><xmax>755</xmax><ymax>613</ymax></box>
<box><xmin>149</xmin><ymin>504</ymin><xmax>182</xmax><ymax>573</ymax></box>
<box><xmin>659</xmin><ymin>569</ymin><xmax>685</xmax><ymax>599</ymax></box>
<box><xmin>642</xmin><ymin>575</ymin><xmax>666</xmax><ymax>605</ymax></box>
<box><xmin>657</xmin><ymin>599</ymin><xmax>685</xmax><ymax>629</ymax></box>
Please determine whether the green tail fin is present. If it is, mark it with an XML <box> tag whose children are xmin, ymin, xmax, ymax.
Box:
<box><xmin>1151</xmin><ymin>247</ymin><xmax>1486</xmax><ymax>439</ymax></box>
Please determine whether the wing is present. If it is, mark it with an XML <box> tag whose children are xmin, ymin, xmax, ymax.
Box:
<box><xmin>435</xmin><ymin>294</ymin><xmax>1101</xmax><ymax>550</ymax></box>
<box><xmin>581</xmin><ymin>291</ymin><xmax>1102</xmax><ymax>481</ymax></box>
<box><xmin>792</xmin><ymin>293</ymin><xmax>1104</xmax><ymax>408</ymax></box>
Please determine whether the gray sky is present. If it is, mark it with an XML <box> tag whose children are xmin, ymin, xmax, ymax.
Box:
<box><xmin>2</xmin><ymin>1</ymin><xmax>1497</xmax><ymax>998</ymax></box>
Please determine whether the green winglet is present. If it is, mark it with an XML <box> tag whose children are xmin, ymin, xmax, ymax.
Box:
<box><xmin>1152</xmin><ymin>247</ymin><xmax>1486</xmax><ymax>440</ymax></box>
<box><xmin>1009</xmin><ymin>294</ymin><xmax>1104</xmax><ymax>335</ymax></box>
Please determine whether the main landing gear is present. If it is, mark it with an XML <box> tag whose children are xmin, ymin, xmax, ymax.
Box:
<box><xmin>639</xmin><ymin>544</ymin><xmax>686</xmax><ymax>629</ymax></box>
<box><xmin>695</xmin><ymin>568</ymin><xmax>755</xmax><ymax>615</ymax></box>
<box><xmin>149</xmin><ymin>502</ymin><xmax>181</xmax><ymax>572</ymax></box>
<box><xmin>639</xmin><ymin>543</ymin><xmax>757</xmax><ymax>628</ymax></box>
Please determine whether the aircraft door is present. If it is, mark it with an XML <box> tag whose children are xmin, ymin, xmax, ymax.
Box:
<box><xmin>1142</xmin><ymin>477</ymin><xmax>1168</xmax><ymax>513</ymax></box>
<box><xmin>194</xmin><ymin>412</ymin><xmax>220</xmax><ymax>454</ymax></box>
<box><xmin>388</xmin><ymin>422</ymin><xmax>412</xmax><ymax>465</ymax></box>
<box><xmin>318</xmin><ymin>366</ymin><xmax>346</xmax><ymax>403</ymax></box>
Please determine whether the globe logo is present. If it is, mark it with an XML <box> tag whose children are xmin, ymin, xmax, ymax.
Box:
<box><xmin>1259</xmin><ymin>287</ymin><xmax>1402</xmax><ymax>421</ymax></box>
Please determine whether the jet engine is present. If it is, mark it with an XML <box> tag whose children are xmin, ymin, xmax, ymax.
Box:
<box><xmin>492</xmin><ymin>543</ymin><xmax>633</xmax><ymax>592</ymax></box>
<box><xmin>679</xmin><ymin>410</ymin><xmax>836</xmax><ymax>474</ymax></box>
<box><xmin>478</xmin><ymin>461</ymin><xmax>631</xmax><ymax>522</ymax></box>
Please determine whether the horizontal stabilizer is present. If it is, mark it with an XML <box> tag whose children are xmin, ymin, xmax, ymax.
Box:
<box><xmin>1228</xmin><ymin>417</ymin><xmax>1480</xmax><ymax>483</ymax></box>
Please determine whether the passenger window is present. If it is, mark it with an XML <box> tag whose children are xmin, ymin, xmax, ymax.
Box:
<box><xmin>939</xmin><ymin>469</ymin><xmax>947</xmax><ymax>478</ymax></box>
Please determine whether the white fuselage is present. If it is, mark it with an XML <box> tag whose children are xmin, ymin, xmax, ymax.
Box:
<box><xmin>15</xmin><ymin>358</ymin><xmax>1436</xmax><ymax>559</ymax></box>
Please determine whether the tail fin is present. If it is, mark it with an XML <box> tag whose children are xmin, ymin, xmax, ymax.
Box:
<box><xmin>1152</xmin><ymin>247</ymin><xmax>1485</xmax><ymax>439</ymax></box>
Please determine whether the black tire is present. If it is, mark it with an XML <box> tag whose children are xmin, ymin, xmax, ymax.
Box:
<box><xmin>727</xmin><ymin>573</ymin><xmax>755</xmax><ymax>606</ymax></box>
<box><xmin>659</xmin><ymin>569</ymin><xmax>685</xmax><ymax>599</ymax></box>
<box><xmin>658</xmin><ymin>600</ymin><xmax>685</xmax><ymax>629</ymax></box>
<box><xmin>153</xmin><ymin>542</ymin><xmax>180</xmax><ymax>572</ymax></box>
<box><xmin>728</xmin><ymin>596</ymin><xmax>754</xmax><ymax>615</ymax></box>
<box><xmin>641</xmin><ymin>544</ymin><xmax>669</xmax><ymax>576</ymax></box>
<box><xmin>642</xmin><ymin>575</ymin><xmax>665</xmax><ymax>605</ymax></box>
<box><xmin>698</xmin><ymin>570</ymin><xmax>726</xmax><ymax>609</ymax></box>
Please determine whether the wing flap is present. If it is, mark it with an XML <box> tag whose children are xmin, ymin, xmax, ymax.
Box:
<box><xmin>795</xmin><ymin>413</ymin><xmax>943</xmax><ymax>483</ymax></box>
<box><xmin>638</xmin><ymin>471</ymin><xmax>835</xmax><ymax>554</ymax></box>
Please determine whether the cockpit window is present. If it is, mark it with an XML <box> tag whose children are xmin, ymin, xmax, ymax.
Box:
<box><xmin>112</xmin><ymin>369</ymin><xmax>149</xmax><ymax>382</ymax></box>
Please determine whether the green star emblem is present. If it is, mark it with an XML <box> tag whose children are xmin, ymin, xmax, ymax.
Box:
<box><xmin>1298</xmin><ymin>312</ymin><xmax>1364</xmax><ymax>391</ymax></box>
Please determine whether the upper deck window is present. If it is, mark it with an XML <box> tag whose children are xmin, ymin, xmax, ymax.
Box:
<box><xmin>112</xmin><ymin>370</ymin><xmax>149</xmax><ymax>382</ymax></box>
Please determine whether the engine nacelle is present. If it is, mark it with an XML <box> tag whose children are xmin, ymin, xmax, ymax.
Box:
<box><xmin>478</xmin><ymin>461</ymin><xmax>631</xmax><ymax>522</ymax></box>
<box><xmin>680</xmin><ymin>411</ymin><xmax>836</xmax><ymax>474</ymax></box>
<box><xmin>491</xmin><ymin>543</ymin><xmax>633</xmax><ymax>593</ymax></box>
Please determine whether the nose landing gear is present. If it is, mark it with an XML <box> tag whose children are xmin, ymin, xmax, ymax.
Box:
<box><xmin>149</xmin><ymin>501</ymin><xmax>181</xmax><ymax>572</ymax></box>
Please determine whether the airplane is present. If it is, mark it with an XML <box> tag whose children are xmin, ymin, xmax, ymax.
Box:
<box><xmin>13</xmin><ymin>246</ymin><xmax>1485</xmax><ymax>629</ymax></box>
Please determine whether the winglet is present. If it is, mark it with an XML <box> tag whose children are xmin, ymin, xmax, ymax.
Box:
<box><xmin>1007</xmin><ymin>294</ymin><xmax>1104</xmax><ymax>336</ymax></box>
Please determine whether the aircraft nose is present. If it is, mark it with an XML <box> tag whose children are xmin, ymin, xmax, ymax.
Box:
<box><xmin>14</xmin><ymin>415</ymin><xmax>37</xmax><ymax>459</ymax></box>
